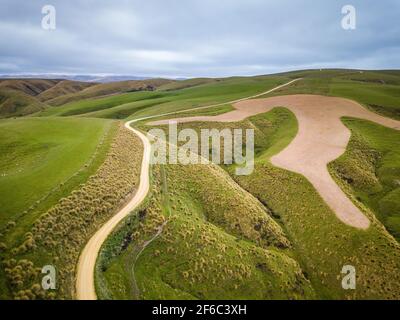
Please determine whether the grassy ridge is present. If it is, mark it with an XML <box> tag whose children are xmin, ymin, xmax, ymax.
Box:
<box><xmin>329</xmin><ymin>118</ymin><xmax>400</xmax><ymax>241</ymax></box>
<box><xmin>44</xmin><ymin>79</ymin><xmax>173</xmax><ymax>106</ymax></box>
<box><xmin>38</xmin><ymin>91</ymin><xmax>166</xmax><ymax>117</ymax></box>
<box><xmin>218</xmin><ymin>111</ymin><xmax>400</xmax><ymax>299</ymax></box>
<box><xmin>0</xmin><ymin>117</ymin><xmax>117</xmax><ymax>299</ymax></box>
<box><xmin>124</xmin><ymin>76</ymin><xmax>289</xmax><ymax>120</ymax></box>
<box><xmin>40</xmin><ymin>76</ymin><xmax>289</xmax><ymax>120</ymax></box>
<box><xmin>0</xmin><ymin>89</ymin><xmax>48</xmax><ymax>118</ymax></box>
<box><xmin>0</xmin><ymin>117</ymin><xmax>114</xmax><ymax>231</ymax></box>
<box><xmin>261</xmin><ymin>70</ymin><xmax>400</xmax><ymax>119</ymax></box>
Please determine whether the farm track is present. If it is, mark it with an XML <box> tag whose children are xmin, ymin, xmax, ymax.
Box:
<box><xmin>75</xmin><ymin>121</ymin><xmax>151</xmax><ymax>300</ymax></box>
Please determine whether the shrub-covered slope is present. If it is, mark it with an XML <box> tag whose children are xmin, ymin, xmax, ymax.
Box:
<box><xmin>0</xmin><ymin>123</ymin><xmax>143</xmax><ymax>299</ymax></box>
<box><xmin>96</xmin><ymin>163</ymin><xmax>315</xmax><ymax>299</ymax></box>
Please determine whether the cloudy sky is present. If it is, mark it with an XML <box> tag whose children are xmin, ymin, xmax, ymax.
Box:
<box><xmin>0</xmin><ymin>0</ymin><xmax>399</xmax><ymax>77</ymax></box>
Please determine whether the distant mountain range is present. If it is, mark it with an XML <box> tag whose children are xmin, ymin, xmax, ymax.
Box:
<box><xmin>0</xmin><ymin>74</ymin><xmax>171</xmax><ymax>83</ymax></box>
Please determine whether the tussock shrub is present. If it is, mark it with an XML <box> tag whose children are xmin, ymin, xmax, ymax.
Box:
<box><xmin>6</xmin><ymin>221</ymin><xmax>16</xmax><ymax>231</ymax></box>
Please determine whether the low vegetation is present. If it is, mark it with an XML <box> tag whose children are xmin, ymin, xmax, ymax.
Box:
<box><xmin>219</xmin><ymin>111</ymin><xmax>400</xmax><ymax>299</ymax></box>
<box><xmin>0</xmin><ymin>123</ymin><xmax>143</xmax><ymax>299</ymax></box>
<box><xmin>0</xmin><ymin>117</ymin><xmax>114</xmax><ymax>238</ymax></box>
<box><xmin>329</xmin><ymin>118</ymin><xmax>400</xmax><ymax>242</ymax></box>
<box><xmin>0</xmin><ymin>79</ymin><xmax>93</xmax><ymax>117</ymax></box>
<box><xmin>96</xmin><ymin>162</ymin><xmax>315</xmax><ymax>299</ymax></box>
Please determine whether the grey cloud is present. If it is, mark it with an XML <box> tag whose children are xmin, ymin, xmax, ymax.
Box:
<box><xmin>0</xmin><ymin>0</ymin><xmax>399</xmax><ymax>77</ymax></box>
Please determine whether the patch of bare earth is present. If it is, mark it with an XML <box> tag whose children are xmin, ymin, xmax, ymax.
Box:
<box><xmin>150</xmin><ymin>94</ymin><xmax>400</xmax><ymax>229</ymax></box>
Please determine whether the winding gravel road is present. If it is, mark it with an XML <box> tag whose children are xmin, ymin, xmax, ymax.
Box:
<box><xmin>75</xmin><ymin>122</ymin><xmax>151</xmax><ymax>300</ymax></box>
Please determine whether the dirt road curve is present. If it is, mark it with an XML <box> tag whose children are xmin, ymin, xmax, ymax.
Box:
<box><xmin>75</xmin><ymin>121</ymin><xmax>151</xmax><ymax>300</ymax></box>
<box><xmin>151</xmin><ymin>94</ymin><xmax>400</xmax><ymax>229</ymax></box>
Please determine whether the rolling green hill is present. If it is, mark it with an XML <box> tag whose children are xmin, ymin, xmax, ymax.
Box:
<box><xmin>96</xmin><ymin>160</ymin><xmax>315</xmax><ymax>299</ymax></box>
<box><xmin>0</xmin><ymin>78</ymin><xmax>174</xmax><ymax>118</ymax></box>
<box><xmin>39</xmin><ymin>76</ymin><xmax>289</xmax><ymax>119</ymax></box>
<box><xmin>44</xmin><ymin>78</ymin><xmax>173</xmax><ymax>106</ymax></box>
<box><xmin>261</xmin><ymin>69</ymin><xmax>400</xmax><ymax>119</ymax></box>
<box><xmin>37</xmin><ymin>80</ymin><xmax>95</xmax><ymax>102</ymax></box>
<box><xmin>0</xmin><ymin>89</ymin><xmax>47</xmax><ymax>117</ymax></box>
<box><xmin>330</xmin><ymin>118</ymin><xmax>400</xmax><ymax>241</ymax></box>
<box><xmin>0</xmin><ymin>117</ymin><xmax>115</xmax><ymax>241</ymax></box>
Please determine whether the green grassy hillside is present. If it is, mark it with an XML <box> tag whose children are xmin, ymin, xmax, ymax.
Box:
<box><xmin>0</xmin><ymin>89</ymin><xmax>47</xmax><ymax>117</ymax></box>
<box><xmin>0</xmin><ymin>123</ymin><xmax>143</xmax><ymax>299</ymax></box>
<box><xmin>262</xmin><ymin>70</ymin><xmax>400</xmax><ymax>119</ymax></box>
<box><xmin>37</xmin><ymin>80</ymin><xmax>94</xmax><ymax>102</ymax></box>
<box><xmin>39</xmin><ymin>76</ymin><xmax>289</xmax><ymax>119</ymax></box>
<box><xmin>330</xmin><ymin>118</ymin><xmax>400</xmax><ymax>241</ymax></box>
<box><xmin>0</xmin><ymin>117</ymin><xmax>115</xmax><ymax>240</ymax></box>
<box><xmin>96</xmin><ymin>160</ymin><xmax>315</xmax><ymax>299</ymax></box>
<box><xmin>0</xmin><ymin>79</ymin><xmax>91</xmax><ymax>118</ymax></box>
<box><xmin>116</xmin><ymin>107</ymin><xmax>400</xmax><ymax>300</ymax></box>
<box><xmin>45</xmin><ymin>78</ymin><xmax>173</xmax><ymax>106</ymax></box>
<box><xmin>39</xmin><ymin>91</ymin><xmax>164</xmax><ymax>117</ymax></box>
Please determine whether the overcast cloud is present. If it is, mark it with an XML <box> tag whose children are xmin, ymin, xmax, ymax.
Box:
<box><xmin>0</xmin><ymin>0</ymin><xmax>399</xmax><ymax>77</ymax></box>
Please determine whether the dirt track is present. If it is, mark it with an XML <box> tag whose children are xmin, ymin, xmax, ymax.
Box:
<box><xmin>151</xmin><ymin>94</ymin><xmax>400</xmax><ymax>229</ymax></box>
<box><xmin>75</xmin><ymin>121</ymin><xmax>151</xmax><ymax>300</ymax></box>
